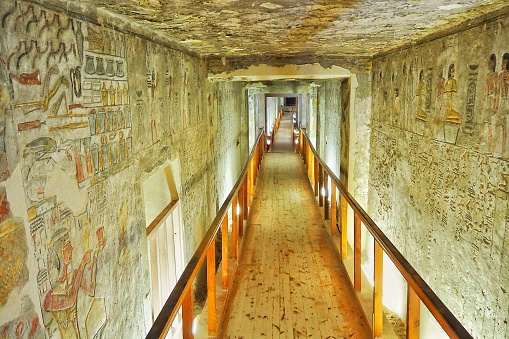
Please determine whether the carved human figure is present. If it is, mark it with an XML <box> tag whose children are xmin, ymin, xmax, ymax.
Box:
<box><xmin>406</xmin><ymin>63</ymin><xmax>415</xmax><ymax>129</ymax></box>
<box><xmin>0</xmin><ymin>83</ymin><xmax>10</xmax><ymax>182</ymax></box>
<box><xmin>416</xmin><ymin>69</ymin><xmax>427</xmax><ymax>121</ymax></box>
<box><xmin>43</xmin><ymin>227</ymin><xmax>106</xmax><ymax>339</ymax></box>
<box><xmin>433</xmin><ymin>65</ymin><xmax>446</xmax><ymax>135</ymax></box>
<box><xmin>388</xmin><ymin>72</ymin><xmax>395</xmax><ymax>125</ymax></box>
<box><xmin>480</xmin><ymin>54</ymin><xmax>500</xmax><ymax>154</ymax></box>
<box><xmin>377</xmin><ymin>71</ymin><xmax>384</xmax><ymax>121</ymax></box>
<box><xmin>394</xmin><ymin>88</ymin><xmax>401</xmax><ymax>126</ymax></box>
<box><xmin>444</xmin><ymin>63</ymin><xmax>461</xmax><ymax>124</ymax></box>
<box><xmin>499</xmin><ymin>53</ymin><xmax>509</xmax><ymax>159</ymax></box>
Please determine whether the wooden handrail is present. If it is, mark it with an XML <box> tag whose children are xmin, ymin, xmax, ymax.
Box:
<box><xmin>146</xmin><ymin>130</ymin><xmax>265</xmax><ymax>339</ymax></box>
<box><xmin>146</xmin><ymin>199</ymin><xmax>179</xmax><ymax>236</ymax></box>
<box><xmin>299</xmin><ymin>130</ymin><xmax>472</xmax><ymax>339</ymax></box>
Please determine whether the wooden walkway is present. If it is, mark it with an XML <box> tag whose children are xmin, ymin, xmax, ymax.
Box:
<box><xmin>272</xmin><ymin>112</ymin><xmax>295</xmax><ymax>153</ymax></box>
<box><xmin>220</xmin><ymin>112</ymin><xmax>370</xmax><ymax>338</ymax></box>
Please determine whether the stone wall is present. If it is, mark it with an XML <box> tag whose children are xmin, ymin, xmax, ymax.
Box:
<box><xmin>0</xmin><ymin>1</ymin><xmax>246</xmax><ymax>338</ymax></box>
<box><xmin>317</xmin><ymin>79</ymin><xmax>342</xmax><ymax>177</ymax></box>
<box><xmin>370</xmin><ymin>13</ymin><xmax>509</xmax><ymax>338</ymax></box>
<box><xmin>215</xmin><ymin>81</ymin><xmax>248</xmax><ymax>207</ymax></box>
<box><xmin>350</xmin><ymin>73</ymin><xmax>372</xmax><ymax>208</ymax></box>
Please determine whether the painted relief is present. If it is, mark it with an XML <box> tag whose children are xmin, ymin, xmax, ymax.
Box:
<box><xmin>0</xmin><ymin>297</ymin><xmax>44</xmax><ymax>338</ymax></box>
<box><xmin>499</xmin><ymin>53</ymin><xmax>509</xmax><ymax>159</ymax></box>
<box><xmin>183</xmin><ymin>67</ymin><xmax>189</xmax><ymax>128</ymax></box>
<box><xmin>371</xmin><ymin>49</ymin><xmax>509</xmax><ymax>147</ymax></box>
<box><xmin>433</xmin><ymin>65</ymin><xmax>446</xmax><ymax>129</ymax></box>
<box><xmin>42</xmin><ymin>227</ymin><xmax>106</xmax><ymax>338</ymax></box>
<box><xmin>406</xmin><ymin>62</ymin><xmax>415</xmax><ymax>130</ymax></box>
<box><xmin>0</xmin><ymin>63</ymin><xmax>15</xmax><ymax>183</ymax></box>
<box><xmin>20</xmin><ymin>134</ymin><xmax>110</xmax><ymax>338</ymax></box>
<box><xmin>443</xmin><ymin>63</ymin><xmax>461</xmax><ymax>143</ymax></box>
<box><xmin>0</xmin><ymin>1</ymin><xmax>245</xmax><ymax>338</ymax></box>
<box><xmin>480</xmin><ymin>54</ymin><xmax>499</xmax><ymax>154</ymax></box>
<box><xmin>26</xmin><ymin>189</ymin><xmax>108</xmax><ymax>338</ymax></box>
<box><xmin>143</xmin><ymin>42</ymin><xmax>175</xmax><ymax>146</ymax></box>
<box><xmin>340</xmin><ymin>79</ymin><xmax>350</xmax><ymax>183</ymax></box>
<box><xmin>1</xmin><ymin>2</ymin><xmax>132</xmax><ymax>189</ymax></box>
<box><xmin>83</xmin><ymin>24</ymin><xmax>132</xmax><ymax>182</ymax></box>
<box><xmin>0</xmin><ymin>3</ymin><xmax>118</xmax><ymax>337</ymax></box>
<box><xmin>0</xmin><ymin>209</ymin><xmax>28</xmax><ymax>306</ymax></box>
<box><xmin>415</xmin><ymin>69</ymin><xmax>427</xmax><ymax>121</ymax></box>
<box><xmin>464</xmin><ymin>65</ymin><xmax>479</xmax><ymax>135</ymax></box>
<box><xmin>370</xmin><ymin>17</ymin><xmax>509</xmax><ymax>338</ymax></box>
<box><xmin>165</xmin><ymin>58</ymin><xmax>176</xmax><ymax>136</ymax></box>
<box><xmin>0</xmin><ymin>189</ymin><xmax>42</xmax><ymax>338</ymax></box>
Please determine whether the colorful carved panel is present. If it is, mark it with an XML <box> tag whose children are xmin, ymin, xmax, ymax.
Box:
<box><xmin>369</xmin><ymin>16</ymin><xmax>509</xmax><ymax>338</ymax></box>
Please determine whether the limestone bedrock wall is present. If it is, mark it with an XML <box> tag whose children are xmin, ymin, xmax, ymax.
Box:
<box><xmin>317</xmin><ymin>79</ymin><xmax>342</xmax><ymax>178</ymax></box>
<box><xmin>370</xmin><ymin>12</ymin><xmax>509</xmax><ymax>338</ymax></box>
<box><xmin>314</xmin><ymin>74</ymin><xmax>372</xmax><ymax>210</ymax></box>
<box><xmin>0</xmin><ymin>1</ymin><xmax>246</xmax><ymax>338</ymax></box>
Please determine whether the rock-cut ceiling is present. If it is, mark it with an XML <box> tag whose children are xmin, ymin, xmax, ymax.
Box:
<box><xmin>77</xmin><ymin>0</ymin><xmax>508</xmax><ymax>58</ymax></box>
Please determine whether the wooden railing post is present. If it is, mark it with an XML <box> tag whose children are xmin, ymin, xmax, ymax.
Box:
<box><xmin>238</xmin><ymin>186</ymin><xmax>244</xmax><ymax>237</ymax></box>
<box><xmin>248</xmin><ymin>161</ymin><xmax>253</xmax><ymax>206</ymax></box>
<box><xmin>331</xmin><ymin>181</ymin><xmax>337</xmax><ymax>235</ymax></box>
<box><xmin>252</xmin><ymin>156</ymin><xmax>256</xmax><ymax>200</ymax></box>
<box><xmin>314</xmin><ymin>157</ymin><xmax>319</xmax><ymax>196</ymax></box>
<box><xmin>341</xmin><ymin>194</ymin><xmax>348</xmax><ymax>259</ymax></box>
<box><xmin>243</xmin><ymin>176</ymin><xmax>248</xmax><ymax>221</ymax></box>
<box><xmin>221</xmin><ymin>216</ymin><xmax>229</xmax><ymax>289</ymax></box>
<box><xmin>303</xmin><ymin>140</ymin><xmax>306</xmax><ymax>162</ymax></box>
<box><xmin>207</xmin><ymin>242</ymin><xmax>217</xmax><ymax>335</ymax></box>
<box><xmin>290</xmin><ymin>126</ymin><xmax>294</xmax><ymax>147</ymax></box>
<box><xmin>373</xmin><ymin>241</ymin><xmax>383</xmax><ymax>338</ymax></box>
<box><xmin>354</xmin><ymin>213</ymin><xmax>361</xmax><ymax>291</ymax></box>
<box><xmin>253</xmin><ymin>151</ymin><xmax>256</xmax><ymax>187</ymax></box>
<box><xmin>253</xmin><ymin>148</ymin><xmax>258</xmax><ymax>185</ymax></box>
<box><xmin>309</xmin><ymin>145</ymin><xmax>313</xmax><ymax>183</ymax></box>
<box><xmin>247</xmin><ymin>164</ymin><xmax>251</xmax><ymax>208</ymax></box>
<box><xmin>182</xmin><ymin>287</ymin><xmax>194</xmax><ymax>339</ymax></box>
<box><xmin>258</xmin><ymin>138</ymin><xmax>261</xmax><ymax>169</ymax></box>
<box><xmin>261</xmin><ymin>131</ymin><xmax>265</xmax><ymax>159</ymax></box>
<box><xmin>299</xmin><ymin>131</ymin><xmax>303</xmax><ymax>155</ymax></box>
<box><xmin>300</xmin><ymin>132</ymin><xmax>305</xmax><ymax>163</ymax></box>
<box><xmin>232</xmin><ymin>194</ymin><xmax>239</xmax><ymax>259</ymax></box>
<box><xmin>407</xmin><ymin>286</ymin><xmax>421</xmax><ymax>339</ymax></box>
<box><xmin>260</xmin><ymin>132</ymin><xmax>265</xmax><ymax>158</ymax></box>
<box><xmin>259</xmin><ymin>138</ymin><xmax>263</xmax><ymax>166</ymax></box>
<box><xmin>324</xmin><ymin>171</ymin><xmax>329</xmax><ymax>220</ymax></box>
<box><xmin>318</xmin><ymin>163</ymin><xmax>324</xmax><ymax>206</ymax></box>
<box><xmin>307</xmin><ymin>146</ymin><xmax>313</xmax><ymax>182</ymax></box>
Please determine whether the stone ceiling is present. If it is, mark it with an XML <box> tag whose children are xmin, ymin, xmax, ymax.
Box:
<box><xmin>74</xmin><ymin>0</ymin><xmax>509</xmax><ymax>59</ymax></box>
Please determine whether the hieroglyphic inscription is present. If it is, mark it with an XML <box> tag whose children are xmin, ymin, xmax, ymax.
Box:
<box><xmin>369</xmin><ymin>129</ymin><xmax>397</xmax><ymax>231</ymax></box>
<box><xmin>371</xmin><ymin>126</ymin><xmax>508</xmax><ymax>263</ymax></box>
<box><xmin>82</xmin><ymin>25</ymin><xmax>132</xmax><ymax>184</ymax></box>
<box><xmin>464</xmin><ymin>65</ymin><xmax>479</xmax><ymax>134</ymax></box>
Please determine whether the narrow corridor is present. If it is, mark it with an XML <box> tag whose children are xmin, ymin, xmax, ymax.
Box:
<box><xmin>221</xmin><ymin>112</ymin><xmax>370</xmax><ymax>338</ymax></box>
<box><xmin>271</xmin><ymin>111</ymin><xmax>295</xmax><ymax>153</ymax></box>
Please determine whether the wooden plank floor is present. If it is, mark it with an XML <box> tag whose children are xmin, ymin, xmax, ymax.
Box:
<box><xmin>272</xmin><ymin>112</ymin><xmax>294</xmax><ymax>153</ymax></box>
<box><xmin>220</xmin><ymin>114</ymin><xmax>370</xmax><ymax>338</ymax></box>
